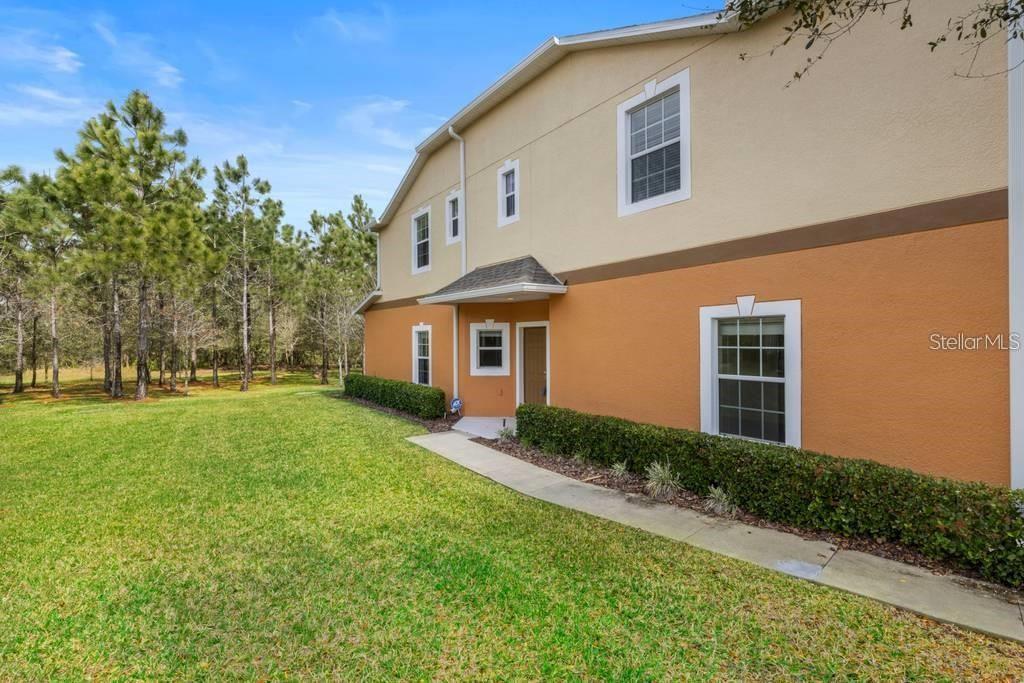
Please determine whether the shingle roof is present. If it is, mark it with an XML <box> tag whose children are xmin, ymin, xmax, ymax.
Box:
<box><xmin>430</xmin><ymin>256</ymin><xmax>562</xmax><ymax>298</ymax></box>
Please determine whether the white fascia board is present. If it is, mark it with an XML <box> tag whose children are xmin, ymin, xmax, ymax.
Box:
<box><xmin>355</xmin><ymin>290</ymin><xmax>382</xmax><ymax>315</ymax></box>
<box><xmin>417</xmin><ymin>282</ymin><xmax>567</xmax><ymax>305</ymax></box>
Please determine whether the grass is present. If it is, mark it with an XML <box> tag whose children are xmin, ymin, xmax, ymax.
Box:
<box><xmin>1</xmin><ymin>374</ymin><xmax>1023</xmax><ymax>679</ymax></box>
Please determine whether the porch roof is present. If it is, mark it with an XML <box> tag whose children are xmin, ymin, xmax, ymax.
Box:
<box><xmin>417</xmin><ymin>255</ymin><xmax>567</xmax><ymax>305</ymax></box>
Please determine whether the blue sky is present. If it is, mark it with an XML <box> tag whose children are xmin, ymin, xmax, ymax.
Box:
<box><xmin>0</xmin><ymin>1</ymin><xmax>717</xmax><ymax>228</ymax></box>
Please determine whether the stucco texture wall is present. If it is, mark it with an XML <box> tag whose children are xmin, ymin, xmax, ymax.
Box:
<box><xmin>549</xmin><ymin>220</ymin><xmax>1010</xmax><ymax>486</ymax></box>
<box><xmin>364</xmin><ymin>304</ymin><xmax>454</xmax><ymax>401</ymax></box>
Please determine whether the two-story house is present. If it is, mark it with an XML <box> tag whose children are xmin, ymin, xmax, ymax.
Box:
<box><xmin>359</xmin><ymin>1</ymin><xmax>1023</xmax><ymax>488</ymax></box>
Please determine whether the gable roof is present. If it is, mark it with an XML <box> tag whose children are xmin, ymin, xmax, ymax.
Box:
<box><xmin>371</xmin><ymin>10</ymin><xmax>742</xmax><ymax>232</ymax></box>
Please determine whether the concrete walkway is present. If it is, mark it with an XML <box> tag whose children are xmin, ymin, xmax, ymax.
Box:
<box><xmin>452</xmin><ymin>416</ymin><xmax>516</xmax><ymax>440</ymax></box>
<box><xmin>407</xmin><ymin>430</ymin><xmax>1024</xmax><ymax>643</ymax></box>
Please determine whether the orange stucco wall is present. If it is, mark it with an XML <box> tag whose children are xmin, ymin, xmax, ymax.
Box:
<box><xmin>364</xmin><ymin>304</ymin><xmax>454</xmax><ymax>401</ymax></box>
<box><xmin>549</xmin><ymin>220</ymin><xmax>1010</xmax><ymax>486</ymax></box>
<box><xmin>365</xmin><ymin>220</ymin><xmax>1009</xmax><ymax>485</ymax></box>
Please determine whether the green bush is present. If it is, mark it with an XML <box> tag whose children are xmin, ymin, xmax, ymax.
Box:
<box><xmin>516</xmin><ymin>403</ymin><xmax>1024</xmax><ymax>588</ymax></box>
<box><xmin>344</xmin><ymin>374</ymin><xmax>446</xmax><ymax>419</ymax></box>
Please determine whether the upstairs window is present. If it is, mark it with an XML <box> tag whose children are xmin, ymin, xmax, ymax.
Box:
<box><xmin>616</xmin><ymin>68</ymin><xmax>691</xmax><ymax>217</ymax></box>
<box><xmin>629</xmin><ymin>92</ymin><xmax>681</xmax><ymax>204</ymax></box>
<box><xmin>445</xmin><ymin>190</ymin><xmax>462</xmax><ymax>245</ymax></box>
<box><xmin>411</xmin><ymin>206</ymin><xmax>430</xmax><ymax>274</ymax></box>
<box><xmin>411</xmin><ymin>324</ymin><xmax>431</xmax><ymax>385</ymax></box>
<box><xmin>496</xmin><ymin>159</ymin><xmax>520</xmax><ymax>227</ymax></box>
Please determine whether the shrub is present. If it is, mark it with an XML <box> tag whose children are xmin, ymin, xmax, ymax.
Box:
<box><xmin>645</xmin><ymin>461</ymin><xmax>678</xmax><ymax>500</ymax></box>
<box><xmin>703</xmin><ymin>485</ymin><xmax>738</xmax><ymax>518</ymax></box>
<box><xmin>516</xmin><ymin>403</ymin><xmax>1024</xmax><ymax>588</ymax></box>
<box><xmin>344</xmin><ymin>374</ymin><xmax>446</xmax><ymax>419</ymax></box>
<box><xmin>496</xmin><ymin>426</ymin><xmax>516</xmax><ymax>443</ymax></box>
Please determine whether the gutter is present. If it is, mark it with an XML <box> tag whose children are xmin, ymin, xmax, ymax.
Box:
<box><xmin>448</xmin><ymin>126</ymin><xmax>468</xmax><ymax>276</ymax></box>
<box><xmin>417</xmin><ymin>282</ymin><xmax>568</xmax><ymax>306</ymax></box>
<box><xmin>1010</xmin><ymin>26</ymin><xmax>1023</xmax><ymax>488</ymax></box>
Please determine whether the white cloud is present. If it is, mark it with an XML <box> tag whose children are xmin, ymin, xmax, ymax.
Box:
<box><xmin>316</xmin><ymin>5</ymin><xmax>393</xmax><ymax>43</ymax></box>
<box><xmin>0</xmin><ymin>31</ymin><xmax>82</xmax><ymax>73</ymax></box>
<box><xmin>12</xmin><ymin>84</ymin><xmax>83</xmax><ymax>107</ymax></box>
<box><xmin>291</xmin><ymin>99</ymin><xmax>313</xmax><ymax>114</ymax></box>
<box><xmin>92</xmin><ymin>19</ymin><xmax>183</xmax><ymax>88</ymax></box>
<box><xmin>339</xmin><ymin>97</ymin><xmax>422</xmax><ymax>151</ymax></box>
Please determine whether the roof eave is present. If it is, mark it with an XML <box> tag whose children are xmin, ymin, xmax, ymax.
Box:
<box><xmin>355</xmin><ymin>290</ymin><xmax>383</xmax><ymax>314</ymax></box>
<box><xmin>417</xmin><ymin>282</ymin><xmax>568</xmax><ymax>305</ymax></box>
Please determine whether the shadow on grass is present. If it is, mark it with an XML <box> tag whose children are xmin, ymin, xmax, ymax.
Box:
<box><xmin>0</xmin><ymin>369</ymin><xmax>330</xmax><ymax>408</ymax></box>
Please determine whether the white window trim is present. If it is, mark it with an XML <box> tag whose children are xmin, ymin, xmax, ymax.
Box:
<box><xmin>411</xmin><ymin>323</ymin><xmax>432</xmax><ymax>386</ymax></box>
<box><xmin>410</xmin><ymin>205</ymin><xmax>431</xmax><ymax>275</ymax></box>
<box><xmin>496</xmin><ymin>158</ymin><xmax>520</xmax><ymax>228</ymax></box>
<box><xmin>445</xmin><ymin>188</ymin><xmax>463</xmax><ymax>245</ymax></box>
<box><xmin>515</xmin><ymin>321</ymin><xmax>550</xmax><ymax>406</ymax></box>
<box><xmin>617</xmin><ymin>68</ymin><xmax>691</xmax><ymax>218</ymax></box>
<box><xmin>699</xmin><ymin>296</ymin><xmax>801</xmax><ymax>448</ymax></box>
<box><xmin>470</xmin><ymin>321</ymin><xmax>510</xmax><ymax>376</ymax></box>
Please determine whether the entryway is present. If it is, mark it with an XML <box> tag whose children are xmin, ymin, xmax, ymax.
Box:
<box><xmin>517</xmin><ymin>321</ymin><xmax>549</xmax><ymax>406</ymax></box>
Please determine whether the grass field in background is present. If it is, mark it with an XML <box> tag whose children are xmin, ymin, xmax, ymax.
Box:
<box><xmin>1</xmin><ymin>374</ymin><xmax>1022</xmax><ymax>679</ymax></box>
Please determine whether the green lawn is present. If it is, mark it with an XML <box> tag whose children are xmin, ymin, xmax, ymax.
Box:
<box><xmin>1</xmin><ymin>375</ymin><xmax>1022</xmax><ymax>679</ymax></box>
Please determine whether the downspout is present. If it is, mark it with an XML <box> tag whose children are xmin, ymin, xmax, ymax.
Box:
<box><xmin>1009</xmin><ymin>26</ymin><xmax>1023</xmax><ymax>488</ymax></box>
<box><xmin>448</xmin><ymin>126</ymin><xmax>467</xmax><ymax>402</ymax></box>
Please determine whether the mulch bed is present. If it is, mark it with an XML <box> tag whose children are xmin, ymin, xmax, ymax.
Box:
<box><xmin>339</xmin><ymin>396</ymin><xmax>453</xmax><ymax>433</ymax></box>
<box><xmin>474</xmin><ymin>435</ymin><xmax>1024</xmax><ymax>602</ymax></box>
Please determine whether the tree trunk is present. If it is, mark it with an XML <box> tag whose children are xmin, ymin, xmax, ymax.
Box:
<box><xmin>211</xmin><ymin>292</ymin><xmax>220</xmax><ymax>388</ymax></box>
<box><xmin>190</xmin><ymin>334</ymin><xmax>197</xmax><ymax>382</ymax></box>
<box><xmin>102</xmin><ymin>309</ymin><xmax>111</xmax><ymax>394</ymax></box>
<box><xmin>49</xmin><ymin>292</ymin><xmax>59</xmax><ymax>399</ymax></box>
<box><xmin>13</xmin><ymin>295</ymin><xmax>24</xmax><ymax>393</ymax></box>
<box><xmin>111</xmin><ymin>281</ymin><xmax>123</xmax><ymax>398</ymax></box>
<box><xmin>170</xmin><ymin>295</ymin><xmax>179</xmax><ymax>392</ymax></box>
<box><xmin>268</xmin><ymin>284</ymin><xmax>277</xmax><ymax>385</ymax></box>
<box><xmin>240</xmin><ymin>222</ymin><xmax>251</xmax><ymax>392</ymax></box>
<box><xmin>135</xmin><ymin>278</ymin><xmax>150</xmax><ymax>400</ymax></box>
<box><xmin>320</xmin><ymin>304</ymin><xmax>328</xmax><ymax>385</ymax></box>
<box><xmin>30</xmin><ymin>314</ymin><xmax>38</xmax><ymax>388</ymax></box>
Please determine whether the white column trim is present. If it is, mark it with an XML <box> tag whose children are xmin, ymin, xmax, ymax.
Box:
<box><xmin>1009</xmin><ymin>27</ymin><xmax>1024</xmax><ymax>488</ymax></box>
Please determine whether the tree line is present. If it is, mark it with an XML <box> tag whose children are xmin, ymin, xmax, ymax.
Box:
<box><xmin>0</xmin><ymin>90</ymin><xmax>375</xmax><ymax>400</ymax></box>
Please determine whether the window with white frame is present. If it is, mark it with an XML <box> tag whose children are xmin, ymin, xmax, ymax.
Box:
<box><xmin>412</xmin><ymin>324</ymin><xmax>431</xmax><ymax>385</ymax></box>
<box><xmin>715</xmin><ymin>317</ymin><xmax>785</xmax><ymax>443</ymax></box>
<box><xmin>445</xmin><ymin>190</ymin><xmax>462</xmax><ymax>244</ymax></box>
<box><xmin>699</xmin><ymin>298</ymin><xmax>801</xmax><ymax>447</ymax></box>
<box><xmin>496</xmin><ymin>159</ymin><xmax>519</xmax><ymax>227</ymax></box>
<box><xmin>470</xmin><ymin>322</ymin><xmax>510</xmax><ymax>375</ymax></box>
<box><xmin>411</xmin><ymin>207</ymin><xmax>430</xmax><ymax>274</ymax></box>
<box><xmin>617</xmin><ymin>68</ymin><xmax>691</xmax><ymax>217</ymax></box>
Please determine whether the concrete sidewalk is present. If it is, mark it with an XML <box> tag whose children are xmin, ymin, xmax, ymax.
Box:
<box><xmin>407</xmin><ymin>430</ymin><xmax>1024</xmax><ymax>643</ymax></box>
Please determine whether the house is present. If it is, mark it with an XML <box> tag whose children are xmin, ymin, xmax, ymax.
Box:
<box><xmin>359</xmin><ymin>0</ymin><xmax>1024</xmax><ymax>488</ymax></box>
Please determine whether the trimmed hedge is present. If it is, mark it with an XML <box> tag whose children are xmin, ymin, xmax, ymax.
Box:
<box><xmin>516</xmin><ymin>403</ymin><xmax>1024</xmax><ymax>588</ymax></box>
<box><xmin>344</xmin><ymin>374</ymin><xmax>446</xmax><ymax>419</ymax></box>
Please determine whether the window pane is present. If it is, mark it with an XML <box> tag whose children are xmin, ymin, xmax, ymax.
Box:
<box><xmin>719</xmin><ymin>406</ymin><xmax>739</xmax><ymax>436</ymax></box>
<box><xmin>416</xmin><ymin>213</ymin><xmax>429</xmax><ymax>239</ymax></box>
<box><xmin>648</xmin><ymin>170</ymin><xmax>665</xmax><ymax>198</ymax></box>
<box><xmin>647</xmin><ymin>97</ymin><xmax>663</xmax><ymax>124</ymax></box>
<box><xmin>763</xmin><ymin>382</ymin><xmax>785</xmax><ymax>412</ymax></box>
<box><xmin>479</xmin><ymin>331</ymin><xmax>502</xmax><ymax>348</ymax></box>
<box><xmin>632</xmin><ymin>178</ymin><xmax>647</xmax><ymax>203</ymax></box>
<box><xmin>739</xmin><ymin>320</ymin><xmax>760</xmax><ymax>347</ymax></box>
<box><xmin>648</xmin><ymin>147</ymin><xmax>665</xmax><ymax>173</ymax></box>
<box><xmin>740</xmin><ymin>409</ymin><xmax>763</xmax><ymax>439</ymax></box>
<box><xmin>451</xmin><ymin>217</ymin><xmax>458</xmax><ymax>237</ymax></box>
<box><xmin>479</xmin><ymin>349</ymin><xmax>503</xmax><ymax>367</ymax></box>
<box><xmin>417</xmin><ymin>241</ymin><xmax>429</xmax><ymax>268</ymax></box>
<box><xmin>763</xmin><ymin>411</ymin><xmax>785</xmax><ymax>443</ymax></box>
<box><xmin>631</xmin><ymin>131</ymin><xmax>645</xmax><ymax>155</ymax></box>
<box><xmin>630</xmin><ymin>107</ymin><xmax>645</xmax><ymax>133</ymax></box>
<box><xmin>718</xmin><ymin>348</ymin><xmax>737</xmax><ymax>375</ymax></box>
<box><xmin>504</xmin><ymin>170</ymin><xmax>515</xmax><ymax>194</ymax></box>
<box><xmin>663</xmin><ymin>91</ymin><xmax>680</xmax><ymax>117</ymax></box>
<box><xmin>739</xmin><ymin>381</ymin><xmax>762</xmax><ymax>409</ymax></box>
<box><xmin>663</xmin><ymin>114</ymin><xmax>680</xmax><ymax>143</ymax></box>
<box><xmin>718</xmin><ymin>320</ymin><xmax>738</xmax><ymax>346</ymax></box>
<box><xmin>762</xmin><ymin>317</ymin><xmax>784</xmax><ymax>347</ymax></box>
<box><xmin>762</xmin><ymin>348</ymin><xmax>784</xmax><ymax>378</ymax></box>
<box><xmin>664</xmin><ymin>142</ymin><xmax>681</xmax><ymax>193</ymax></box>
<box><xmin>417</xmin><ymin>331</ymin><xmax>429</xmax><ymax>356</ymax></box>
<box><xmin>739</xmin><ymin>348</ymin><xmax>760</xmax><ymax>376</ymax></box>
<box><xmin>646</xmin><ymin>120</ymin><xmax>663</xmax><ymax>148</ymax></box>
<box><xmin>417</xmin><ymin>358</ymin><xmax>429</xmax><ymax>385</ymax></box>
<box><xmin>719</xmin><ymin>378</ymin><xmax>739</xmax><ymax>407</ymax></box>
<box><xmin>505</xmin><ymin>194</ymin><xmax>516</xmax><ymax>218</ymax></box>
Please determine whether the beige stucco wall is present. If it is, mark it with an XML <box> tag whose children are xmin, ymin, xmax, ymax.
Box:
<box><xmin>377</xmin><ymin>0</ymin><xmax>1007</xmax><ymax>302</ymax></box>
